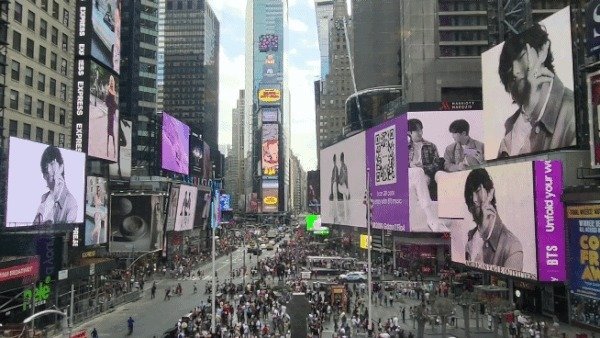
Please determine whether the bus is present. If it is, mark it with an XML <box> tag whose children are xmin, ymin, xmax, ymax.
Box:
<box><xmin>305</xmin><ymin>256</ymin><xmax>359</xmax><ymax>276</ymax></box>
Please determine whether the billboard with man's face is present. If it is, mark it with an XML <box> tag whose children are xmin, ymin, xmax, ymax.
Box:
<box><xmin>482</xmin><ymin>7</ymin><xmax>575</xmax><ymax>160</ymax></box>
<box><xmin>438</xmin><ymin>160</ymin><xmax>565</xmax><ymax>281</ymax></box>
<box><xmin>6</xmin><ymin>137</ymin><xmax>86</xmax><ymax>227</ymax></box>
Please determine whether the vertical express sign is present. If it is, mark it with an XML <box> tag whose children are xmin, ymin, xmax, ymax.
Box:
<box><xmin>72</xmin><ymin>0</ymin><xmax>92</xmax><ymax>153</ymax></box>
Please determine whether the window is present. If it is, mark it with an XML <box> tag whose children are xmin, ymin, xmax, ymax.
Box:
<box><xmin>14</xmin><ymin>2</ymin><xmax>23</xmax><ymax>23</ymax></box>
<box><xmin>48</xmin><ymin>104</ymin><xmax>55</xmax><ymax>122</ymax></box>
<box><xmin>38</xmin><ymin>73</ymin><xmax>46</xmax><ymax>91</ymax></box>
<box><xmin>60</xmin><ymin>58</ymin><xmax>67</xmax><ymax>76</ymax></box>
<box><xmin>58</xmin><ymin>133</ymin><xmax>65</xmax><ymax>147</ymax></box>
<box><xmin>41</xmin><ymin>0</ymin><xmax>47</xmax><ymax>11</ymax></box>
<box><xmin>25</xmin><ymin>67</ymin><xmax>33</xmax><ymax>86</ymax></box>
<box><xmin>52</xmin><ymin>1</ymin><xmax>59</xmax><ymax>19</ymax></box>
<box><xmin>38</xmin><ymin>45</ymin><xmax>46</xmax><ymax>64</ymax></box>
<box><xmin>59</xmin><ymin>109</ymin><xmax>65</xmax><ymax>125</ymax></box>
<box><xmin>12</xmin><ymin>31</ymin><xmax>21</xmax><ymax>51</ymax></box>
<box><xmin>48</xmin><ymin>130</ymin><xmax>55</xmax><ymax>145</ymax></box>
<box><xmin>27</xmin><ymin>10</ymin><xmax>35</xmax><ymax>30</ymax></box>
<box><xmin>60</xmin><ymin>83</ymin><xmax>67</xmax><ymax>101</ymax></box>
<box><xmin>11</xmin><ymin>60</ymin><xmax>20</xmax><ymax>80</ymax></box>
<box><xmin>62</xmin><ymin>9</ymin><xmax>69</xmax><ymax>27</ymax></box>
<box><xmin>35</xmin><ymin>127</ymin><xmax>43</xmax><ymax>142</ymax></box>
<box><xmin>23</xmin><ymin>124</ymin><xmax>31</xmax><ymax>139</ymax></box>
<box><xmin>49</xmin><ymin>78</ymin><xmax>56</xmax><ymax>96</ymax></box>
<box><xmin>25</xmin><ymin>38</ymin><xmax>34</xmax><ymax>58</ymax></box>
<box><xmin>50</xmin><ymin>52</ymin><xmax>57</xmax><ymax>70</ymax></box>
<box><xmin>36</xmin><ymin>100</ymin><xmax>44</xmax><ymax>118</ymax></box>
<box><xmin>9</xmin><ymin>120</ymin><xmax>18</xmax><ymax>136</ymax></box>
<box><xmin>51</xmin><ymin>26</ymin><xmax>58</xmax><ymax>45</ymax></box>
<box><xmin>40</xmin><ymin>19</ymin><xmax>47</xmax><ymax>38</ymax></box>
<box><xmin>24</xmin><ymin>95</ymin><xmax>32</xmax><ymax>114</ymax></box>
<box><xmin>61</xmin><ymin>33</ymin><xmax>68</xmax><ymax>52</ymax></box>
<box><xmin>9</xmin><ymin>90</ymin><xmax>19</xmax><ymax>109</ymax></box>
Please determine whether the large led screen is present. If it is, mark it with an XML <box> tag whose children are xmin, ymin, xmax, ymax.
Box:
<box><xmin>202</xmin><ymin>141</ymin><xmax>212</xmax><ymax>181</ymax></box>
<box><xmin>307</xmin><ymin>171</ymin><xmax>321</xmax><ymax>213</ymax></box>
<box><xmin>91</xmin><ymin>0</ymin><xmax>121</xmax><ymax>74</ymax></box>
<box><xmin>161</xmin><ymin>113</ymin><xmax>190</xmax><ymax>175</ymax></box>
<box><xmin>110</xmin><ymin>195</ymin><xmax>165</xmax><ymax>252</ymax></box>
<box><xmin>262</xmin><ymin>124</ymin><xmax>279</xmax><ymax>178</ymax></box>
<box><xmin>6</xmin><ymin>137</ymin><xmax>86</xmax><ymax>227</ymax></box>
<box><xmin>405</xmin><ymin>110</ymin><xmax>484</xmax><ymax>232</ymax></box>
<box><xmin>588</xmin><ymin>70</ymin><xmax>600</xmax><ymax>168</ymax></box>
<box><xmin>482</xmin><ymin>7</ymin><xmax>575</xmax><ymax>160</ymax></box>
<box><xmin>567</xmin><ymin>205</ymin><xmax>600</xmax><ymax>328</ymax></box>
<box><xmin>262</xmin><ymin>181</ymin><xmax>279</xmax><ymax>213</ymax></box>
<box><xmin>190</xmin><ymin>133</ymin><xmax>203</xmax><ymax>177</ymax></box>
<box><xmin>220</xmin><ymin>194</ymin><xmax>232</xmax><ymax>212</ymax></box>
<box><xmin>258</xmin><ymin>85</ymin><xmax>282</xmax><ymax>107</ymax></box>
<box><xmin>165</xmin><ymin>185</ymin><xmax>179</xmax><ymax>231</ymax></box>
<box><xmin>85</xmin><ymin>176</ymin><xmax>108</xmax><ymax>245</ymax></box>
<box><xmin>438</xmin><ymin>161</ymin><xmax>565</xmax><ymax>281</ymax></box>
<box><xmin>194</xmin><ymin>189</ymin><xmax>212</xmax><ymax>229</ymax></box>
<box><xmin>320</xmin><ymin>132</ymin><xmax>366</xmax><ymax>227</ymax></box>
<box><xmin>108</xmin><ymin>119</ymin><xmax>132</xmax><ymax>179</ymax></box>
<box><xmin>174</xmin><ymin>185</ymin><xmax>198</xmax><ymax>231</ymax></box>
<box><xmin>261</xmin><ymin>108</ymin><xmax>279</xmax><ymax>123</ymax></box>
<box><xmin>88</xmin><ymin>60</ymin><xmax>119</xmax><ymax>162</ymax></box>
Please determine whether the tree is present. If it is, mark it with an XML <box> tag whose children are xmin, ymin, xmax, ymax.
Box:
<box><xmin>431</xmin><ymin>296</ymin><xmax>456</xmax><ymax>338</ymax></box>
<box><xmin>413</xmin><ymin>302</ymin><xmax>429</xmax><ymax>338</ymax></box>
<box><xmin>455</xmin><ymin>291</ymin><xmax>478</xmax><ymax>338</ymax></box>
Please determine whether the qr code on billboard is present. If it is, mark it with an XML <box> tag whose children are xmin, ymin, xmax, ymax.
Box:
<box><xmin>374</xmin><ymin>125</ymin><xmax>396</xmax><ymax>186</ymax></box>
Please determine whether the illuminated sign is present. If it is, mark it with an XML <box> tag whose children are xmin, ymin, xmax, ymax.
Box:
<box><xmin>258</xmin><ymin>89</ymin><xmax>281</xmax><ymax>103</ymax></box>
<box><xmin>264</xmin><ymin>196</ymin><xmax>278</xmax><ymax>205</ymax></box>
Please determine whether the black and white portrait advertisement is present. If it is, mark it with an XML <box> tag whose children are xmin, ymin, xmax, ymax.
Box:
<box><xmin>6</xmin><ymin>137</ymin><xmax>85</xmax><ymax>227</ymax></box>
<box><xmin>109</xmin><ymin>194</ymin><xmax>165</xmax><ymax>252</ymax></box>
<box><xmin>482</xmin><ymin>7</ymin><xmax>575</xmax><ymax>160</ymax></box>
<box><xmin>174</xmin><ymin>185</ymin><xmax>198</xmax><ymax>231</ymax></box>
<box><xmin>437</xmin><ymin>162</ymin><xmax>537</xmax><ymax>279</ymax></box>
<box><xmin>85</xmin><ymin>176</ymin><xmax>108</xmax><ymax>245</ymax></box>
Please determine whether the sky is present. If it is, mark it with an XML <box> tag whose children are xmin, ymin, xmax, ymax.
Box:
<box><xmin>208</xmin><ymin>0</ymin><xmax>320</xmax><ymax>171</ymax></box>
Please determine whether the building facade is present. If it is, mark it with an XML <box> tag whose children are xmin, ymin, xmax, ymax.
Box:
<box><xmin>163</xmin><ymin>0</ymin><xmax>219</xmax><ymax>150</ymax></box>
<box><xmin>314</xmin><ymin>0</ymin><xmax>353</xmax><ymax>152</ymax></box>
<box><xmin>5</xmin><ymin>0</ymin><xmax>74</xmax><ymax>148</ymax></box>
<box><xmin>244</xmin><ymin>0</ymin><xmax>290</xmax><ymax>214</ymax></box>
<box><xmin>290</xmin><ymin>151</ymin><xmax>306</xmax><ymax>213</ymax></box>
<box><xmin>120</xmin><ymin>0</ymin><xmax>159</xmax><ymax>173</ymax></box>
<box><xmin>223</xmin><ymin>89</ymin><xmax>245</xmax><ymax>212</ymax></box>
<box><xmin>314</xmin><ymin>0</ymin><xmax>334</xmax><ymax>80</ymax></box>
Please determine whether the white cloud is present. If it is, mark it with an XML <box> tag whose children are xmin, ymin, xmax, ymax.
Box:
<box><xmin>207</xmin><ymin>0</ymin><xmax>245</xmax><ymax>18</ymax></box>
<box><xmin>218</xmin><ymin>48</ymin><xmax>245</xmax><ymax>147</ymax></box>
<box><xmin>289</xmin><ymin>61</ymin><xmax>320</xmax><ymax>170</ymax></box>
<box><xmin>289</xmin><ymin>18</ymin><xmax>309</xmax><ymax>32</ymax></box>
<box><xmin>289</xmin><ymin>48</ymin><xmax>298</xmax><ymax>55</ymax></box>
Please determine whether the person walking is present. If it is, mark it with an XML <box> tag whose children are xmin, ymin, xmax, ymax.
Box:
<box><xmin>91</xmin><ymin>328</ymin><xmax>98</xmax><ymax>338</ymax></box>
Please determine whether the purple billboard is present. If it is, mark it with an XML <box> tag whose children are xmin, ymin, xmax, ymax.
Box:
<box><xmin>534</xmin><ymin>160</ymin><xmax>566</xmax><ymax>282</ymax></box>
<box><xmin>365</xmin><ymin>115</ymin><xmax>409</xmax><ymax>231</ymax></box>
<box><xmin>161</xmin><ymin>113</ymin><xmax>190</xmax><ymax>175</ymax></box>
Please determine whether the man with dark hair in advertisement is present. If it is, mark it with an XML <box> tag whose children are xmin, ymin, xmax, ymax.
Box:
<box><xmin>443</xmin><ymin>119</ymin><xmax>484</xmax><ymax>172</ymax></box>
<box><xmin>407</xmin><ymin>118</ymin><xmax>443</xmax><ymax>230</ymax></box>
<box><xmin>497</xmin><ymin>23</ymin><xmax>575</xmax><ymax>158</ymax></box>
<box><xmin>34</xmin><ymin>145</ymin><xmax>78</xmax><ymax>225</ymax></box>
<box><xmin>463</xmin><ymin>168</ymin><xmax>523</xmax><ymax>269</ymax></box>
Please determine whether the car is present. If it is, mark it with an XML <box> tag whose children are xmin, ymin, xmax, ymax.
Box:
<box><xmin>266</xmin><ymin>243</ymin><xmax>274</xmax><ymax>250</ymax></box>
<box><xmin>339</xmin><ymin>271</ymin><xmax>367</xmax><ymax>282</ymax></box>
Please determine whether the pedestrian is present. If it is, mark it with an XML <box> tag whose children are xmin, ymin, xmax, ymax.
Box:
<box><xmin>151</xmin><ymin>282</ymin><xmax>156</xmax><ymax>299</ymax></box>
<box><xmin>91</xmin><ymin>328</ymin><xmax>98</xmax><ymax>338</ymax></box>
<box><xmin>402</xmin><ymin>307</ymin><xmax>406</xmax><ymax>323</ymax></box>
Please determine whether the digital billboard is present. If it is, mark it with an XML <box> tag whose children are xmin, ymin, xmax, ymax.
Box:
<box><xmin>85</xmin><ymin>176</ymin><xmax>108</xmax><ymax>245</ymax></box>
<box><xmin>87</xmin><ymin>60</ymin><xmax>120</xmax><ymax>162</ymax></box>
<box><xmin>194</xmin><ymin>189</ymin><xmax>211</xmax><ymax>229</ymax></box>
<box><xmin>108</xmin><ymin>119</ymin><xmax>132</xmax><ymax>179</ymax></box>
<box><xmin>405</xmin><ymin>110</ymin><xmax>484</xmax><ymax>232</ymax></box>
<box><xmin>438</xmin><ymin>161</ymin><xmax>566</xmax><ymax>281</ymax></box>
<box><xmin>174</xmin><ymin>185</ymin><xmax>198</xmax><ymax>231</ymax></box>
<box><xmin>161</xmin><ymin>113</ymin><xmax>190</xmax><ymax>175</ymax></box>
<box><xmin>6</xmin><ymin>137</ymin><xmax>86</xmax><ymax>227</ymax></box>
<box><xmin>190</xmin><ymin>133</ymin><xmax>203</xmax><ymax>177</ymax></box>
<box><xmin>110</xmin><ymin>194</ymin><xmax>165</xmax><ymax>252</ymax></box>
<box><xmin>320</xmin><ymin>132</ymin><xmax>366</xmax><ymax>227</ymax></box>
<box><xmin>165</xmin><ymin>185</ymin><xmax>179</xmax><ymax>231</ymax></box>
<box><xmin>482</xmin><ymin>7</ymin><xmax>575</xmax><ymax>160</ymax></box>
<box><xmin>202</xmin><ymin>141</ymin><xmax>212</xmax><ymax>181</ymax></box>
<box><xmin>587</xmin><ymin>71</ymin><xmax>600</xmax><ymax>168</ymax></box>
<box><xmin>262</xmin><ymin>181</ymin><xmax>279</xmax><ymax>213</ymax></box>
<box><xmin>220</xmin><ymin>194</ymin><xmax>232</xmax><ymax>212</ymax></box>
<box><xmin>262</xmin><ymin>124</ymin><xmax>279</xmax><ymax>178</ymax></box>
<box><xmin>258</xmin><ymin>84</ymin><xmax>282</xmax><ymax>106</ymax></box>
<box><xmin>261</xmin><ymin>108</ymin><xmax>279</xmax><ymax>123</ymax></box>
<box><xmin>307</xmin><ymin>171</ymin><xmax>321</xmax><ymax>213</ymax></box>
<box><xmin>258</xmin><ymin>34</ymin><xmax>279</xmax><ymax>52</ymax></box>
<box><xmin>91</xmin><ymin>0</ymin><xmax>121</xmax><ymax>74</ymax></box>
<box><xmin>261</xmin><ymin>53</ymin><xmax>280</xmax><ymax>84</ymax></box>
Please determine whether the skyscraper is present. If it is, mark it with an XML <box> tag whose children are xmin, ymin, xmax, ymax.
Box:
<box><xmin>244</xmin><ymin>0</ymin><xmax>290</xmax><ymax>214</ymax></box>
<box><xmin>163</xmin><ymin>0</ymin><xmax>219</xmax><ymax>150</ymax></box>
<box><xmin>314</xmin><ymin>0</ymin><xmax>334</xmax><ymax>79</ymax></box>
<box><xmin>224</xmin><ymin>90</ymin><xmax>245</xmax><ymax>211</ymax></box>
<box><xmin>120</xmin><ymin>0</ymin><xmax>159</xmax><ymax>173</ymax></box>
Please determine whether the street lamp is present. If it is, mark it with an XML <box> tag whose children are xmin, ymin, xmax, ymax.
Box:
<box><xmin>22</xmin><ymin>309</ymin><xmax>69</xmax><ymax>337</ymax></box>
